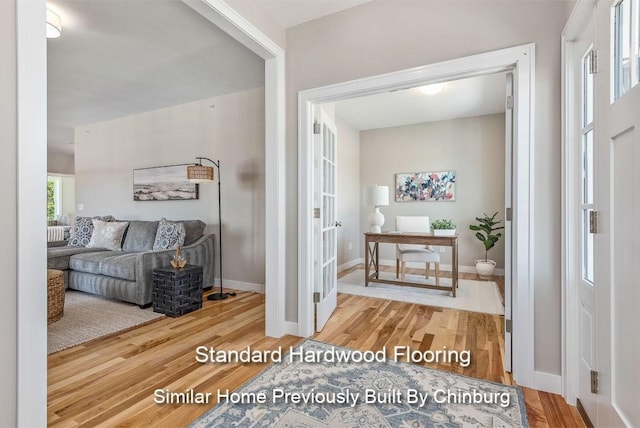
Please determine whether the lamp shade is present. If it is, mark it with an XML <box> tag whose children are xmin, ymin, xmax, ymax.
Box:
<box><xmin>365</xmin><ymin>185</ymin><xmax>389</xmax><ymax>207</ymax></box>
<box><xmin>47</xmin><ymin>9</ymin><xmax>62</xmax><ymax>39</ymax></box>
<box><xmin>187</xmin><ymin>164</ymin><xmax>214</xmax><ymax>183</ymax></box>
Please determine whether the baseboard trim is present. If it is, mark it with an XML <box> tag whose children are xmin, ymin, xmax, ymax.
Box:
<box><xmin>338</xmin><ymin>258</ymin><xmax>362</xmax><ymax>273</ymax></box>
<box><xmin>214</xmin><ymin>278</ymin><xmax>264</xmax><ymax>294</ymax></box>
<box><xmin>533</xmin><ymin>371</ymin><xmax>562</xmax><ymax>394</ymax></box>
<box><xmin>284</xmin><ymin>321</ymin><xmax>299</xmax><ymax>336</ymax></box>
<box><xmin>338</xmin><ymin>256</ymin><xmax>507</xmax><ymax>282</ymax></box>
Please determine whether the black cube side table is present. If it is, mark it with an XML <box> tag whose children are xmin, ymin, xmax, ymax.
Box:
<box><xmin>152</xmin><ymin>264</ymin><xmax>203</xmax><ymax>317</ymax></box>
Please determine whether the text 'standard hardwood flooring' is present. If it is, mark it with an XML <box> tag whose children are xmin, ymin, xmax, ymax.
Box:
<box><xmin>48</xmin><ymin>268</ymin><xmax>584</xmax><ymax>427</ymax></box>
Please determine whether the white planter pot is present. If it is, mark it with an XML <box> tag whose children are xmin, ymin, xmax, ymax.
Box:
<box><xmin>475</xmin><ymin>259</ymin><xmax>496</xmax><ymax>279</ymax></box>
<box><xmin>433</xmin><ymin>229</ymin><xmax>456</xmax><ymax>236</ymax></box>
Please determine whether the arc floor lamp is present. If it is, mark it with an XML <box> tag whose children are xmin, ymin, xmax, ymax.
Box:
<box><xmin>187</xmin><ymin>157</ymin><xmax>236</xmax><ymax>301</ymax></box>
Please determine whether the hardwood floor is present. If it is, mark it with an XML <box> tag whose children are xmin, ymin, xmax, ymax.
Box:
<box><xmin>48</xmin><ymin>270</ymin><xmax>583</xmax><ymax>427</ymax></box>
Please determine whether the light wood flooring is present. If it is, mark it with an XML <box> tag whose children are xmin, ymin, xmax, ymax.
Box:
<box><xmin>48</xmin><ymin>267</ymin><xmax>584</xmax><ymax>427</ymax></box>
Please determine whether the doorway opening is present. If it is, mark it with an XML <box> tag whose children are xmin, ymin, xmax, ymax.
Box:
<box><xmin>298</xmin><ymin>44</ymin><xmax>536</xmax><ymax>388</ymax></box>
<box><xmin>316</xmin><ymin>69</ymin><xmax>511</xmax><ymax>357</ymax></box>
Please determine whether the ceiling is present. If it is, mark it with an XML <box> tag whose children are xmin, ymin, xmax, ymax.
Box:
<box><xmin>334</xmin><ymin>73</ymin><xmax>507</xmax><ymax>131</ymax></box>
<box><xmin>47</xmin><ymin>0</ymin><xmax>265</xmax><ymax>155</ymax></box>
<box><xmin>256</xmin><ymin>0</ymin><xmax>373</xmax><ymax>28</ymax></box>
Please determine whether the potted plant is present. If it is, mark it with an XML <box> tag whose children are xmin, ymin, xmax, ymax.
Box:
<box><xmin>469</xmin><ymin>212</ymin><xmax>504</xmax><ymax>279</ymax></box>
<box><xmin>431</xmin><ymin>219</ymin><xmax>456</xmax><ymax>236</ymax></box>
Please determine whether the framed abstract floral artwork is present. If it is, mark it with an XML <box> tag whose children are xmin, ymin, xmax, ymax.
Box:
<box><xmin>395</xmin><ymin>171</ymin><xmax>456</xmax><ymax>202</ymax></box>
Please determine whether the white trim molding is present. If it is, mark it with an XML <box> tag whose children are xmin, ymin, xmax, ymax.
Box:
<box><xmin>534</xmin><ymin>371</ymin><xmax>563</xmax><ymax>395</ymax></box>
<box><xmin>183</xmin><ymin>0</ymin><xmax>286</xmax><ymax>338</ymax></box>
<box><xmin>215</xmin><ymin>278</ymin><xmax>265</xmax><ymax>294</ymax></box>
<box><xmin>298</xmin><ymin>44</ymin><xmax>537</xmax><ymax>389</ymax></box>
<box><xmin>283</xmin><ymin>321</ymin><xmax>299</xmax><ymax>336</ymax></box>
<box><xmin>16</xmin><ymin>1</ymin><xmax>48</xmax><ymax>426</ymax></box>
<box><xmin>338</xmin><ymin>258</ymin><xmax>362</xmax><ymax>273</ymax></box>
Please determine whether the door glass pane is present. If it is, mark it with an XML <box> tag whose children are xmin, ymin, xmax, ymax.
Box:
<box><xmin>583</xmin><ymin>209</ymin><xmax>595</xmax><ymax>285</ymax></box>
<box><xmin>614</xmin><ymin>0</ymin><xmax>631</xmax><ymax>99</ymax></box>
<box><xmin>583</xmin><ymin>130</ymin><xmax>594</xmax><ymax>204</ymax></box>
<box><xmin>582</xmin><ymin>51</ymin><xmax>593</xmax><ymax>126</ymax></box>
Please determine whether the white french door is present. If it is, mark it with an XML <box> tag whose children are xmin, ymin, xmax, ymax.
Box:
<box><xmin>313</xmin><ymin>107</ymin><xmax>338</xmax><ymax>331</ymax></box>
<box><xmin>594</xmin><ymin>0</ymin><xmax>640</xmax><ymax>425</ymax></box>
<box><xmin>572</xmin><ymin>9</ymin><xmax>598</xmax><ymax>424</ymax></box>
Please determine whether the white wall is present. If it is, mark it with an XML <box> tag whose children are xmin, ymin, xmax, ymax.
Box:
<box><xmin>60</xmin><ymin>176</ymin><xmax>76</xmax><ymax>220</ymax></box>
<box><xmin>285</xmin><ymin>1</ymin><xmax>570</xmax><ymax>375</ymax></box>
<box><xmin>75</xmin><ymin>87</ymin><xmax>266</xmax><ymax>286</ymax></box>
<box><xmin>0</xmin><ymin>1</ymin><xmax>18</xmax><ymax>424</ymax></box>
<box><xmin>47</xmin><ymin>151</ymin><xmax>74</xmax><ymax>174</ymax></box>
<box><xmin>335</xmin><ymin>117</ymin><xmax>361</xmax><ymax>267</ymax></box>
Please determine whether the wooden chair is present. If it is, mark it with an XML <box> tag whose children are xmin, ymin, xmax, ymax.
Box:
<box><xmin>395</xmin><ymin>216</ymin><xmax>440</xmax><ymax>285</ymax></box>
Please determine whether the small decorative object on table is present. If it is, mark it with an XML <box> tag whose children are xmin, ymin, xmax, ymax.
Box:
<box><xmin>152</xmin><ymin>264</ymin><xmax>203</xmax><ymax>317</ymax></box>
<box><xmin>432</xmin><ymin>218</ymin><xmax>457</xmax><ymax>236</ymax></box>
<box><xmin>170</xmin><ymin>245</ymin><xmax>187</xmax><ymax>268</ymax></box>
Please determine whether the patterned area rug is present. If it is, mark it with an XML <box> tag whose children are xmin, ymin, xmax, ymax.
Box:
<box><xmin>191</xmin><ymin>340</ymin><xmax>528</xmax><ymax>427</ymax></box>
<box><xmin>48</xmin><ymin>290</ymin><xmax>164</xmax><ymax>354</ymax></box>
<box><xmin>339</xmin><ymin>269</ymin><xmax>504</xmax><ymax>315</ymax></box>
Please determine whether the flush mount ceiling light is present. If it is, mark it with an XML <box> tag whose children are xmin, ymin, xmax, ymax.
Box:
<box><xmin>417</xmin><ymin>83</ymin><xmax>447</xmax><ymax>95</ymax></box>
<box><xmin>47</xmin><ymin>8</ymin><xmax>62</xmax><ymax>38</ymax></box>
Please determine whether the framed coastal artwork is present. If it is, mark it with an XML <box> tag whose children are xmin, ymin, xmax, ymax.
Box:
<box><xmin>133</xmin><ymin>165</ymin><xmax>198</xmax><ymax>201</ymax></box>
<box><xmin>395</xmin><ymin>171</ymin><xmax>456</xmax><ymax>202</ymax></box>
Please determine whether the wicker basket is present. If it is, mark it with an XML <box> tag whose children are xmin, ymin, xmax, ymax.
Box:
<box><xmin>47</xmin><ymin>269</ymin><xmax>65</xmax><ymax>324</ymax></box>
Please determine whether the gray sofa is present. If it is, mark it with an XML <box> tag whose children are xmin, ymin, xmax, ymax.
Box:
<box><xmin>47</xmin><ymin>219</ymin><xmax>215</xmax><ymax>308</ymax></box>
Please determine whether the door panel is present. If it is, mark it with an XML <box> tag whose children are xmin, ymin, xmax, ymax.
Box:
<box><xmin>314</xmin><ymin>107</ymin><xmax>338</xmax><ymax>332</ymax></box>
<box><xmin>610</xmin><ymin>127</ymin><xmax>639</xmax><ymax>425</ymax></box>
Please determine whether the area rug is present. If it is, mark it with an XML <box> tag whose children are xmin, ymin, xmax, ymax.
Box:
<box><xmin>191</xmin><ymin>339</ymin><xmax>528</xmax><ymax>427</ymax></box>
<box><xmin>47</xmin><ymin>290</ymin><xmax>164</xmax><ymax>354</ymax></box>
<box><xmin>338</xmin><ymin>269</ymin><xmax>504</xmax><ymax>315</ymax></box>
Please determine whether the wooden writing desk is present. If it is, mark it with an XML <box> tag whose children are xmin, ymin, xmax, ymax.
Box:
<box><xmin>364</xmin><ymin>231</ymin><xmax>459</xmax><ymax>297</ymax></box>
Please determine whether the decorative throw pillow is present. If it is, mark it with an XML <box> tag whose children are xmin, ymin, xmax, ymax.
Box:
<box><xmin>67</xmin><ymin>215</ymin><xmax>116</xmax><ymax>247</ymax></box>
<box><xmin>87</xmin><ymin>219</ymin><xmax>129</xmax><ymax>251</ymax></box>
<box><xmin>152</xmin><ymin>219</ymin><xmax>186</xmax><ymax>251</ymax></box>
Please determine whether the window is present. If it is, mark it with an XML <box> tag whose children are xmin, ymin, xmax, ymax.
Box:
<box><xmin>581</xmin><ymin>49</ymin><xmax>595</xmax><ymax>285</ymax></box>
<box><xmin>613</xmin><ymin>0</ymin><xmax>640</xmax><ymax>100</ymax></box>
<box><xmin>47</xmin><ymin>176</ymin><xmax>62</xmax><ymax>221</ymax></box>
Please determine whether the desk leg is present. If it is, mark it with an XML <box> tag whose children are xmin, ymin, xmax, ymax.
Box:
<box><xmin>452</xmin><ymin>240</ymin><xmax>458</xmax><ymax>297</ymax></box>
<box><xmin>375</xmin><ymin>243</ymin><xmax>379</xmax><ymax>279</ymax></box>
<box><xmin>365</xmin><ymin>239</ymin><xmax>370</xmax><ymax>287</ymax></box>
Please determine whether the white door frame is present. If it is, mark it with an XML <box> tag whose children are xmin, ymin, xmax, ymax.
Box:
<box><xmin>298</xmin><ymin>44</ymin><xmax>537</xmax><ymax>388</ymax></box>
<box><xmin>183</xmin><ymin>0</ymin><xmax>286</xmax><ymax>338</ymax></box>
<box><xmin>16</xmin><ymin>0</ymin><xmax>286</xmax><ymax>424</ymax></box>
<box><xmin>561</xmin><ymin>0</ymin><xmax>596</xmax><ymax>405</ymax></box>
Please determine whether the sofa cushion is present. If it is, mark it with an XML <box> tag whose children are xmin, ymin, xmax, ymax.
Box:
<box><xmin>69</xmin><ymin>252</ymin><xmax>117</xmax><ymax>275</ymax></box>
<box><xmin>47</xmin><ymin>246</ymin><xmax>109</xmax><ymax>270</ymax></box>
<box><xmin>178</xmin><ymin>220</ymin><xmax>206</xmax><ymax>246</ymax></box>
<box><xmin>68</xmin><ymin>215</ymin><xmax>116</xmax><ymax>247</ymax></box>
<box><xmin>153</xmin><ymin>219</ymin><xmax>186</xmax><ymax>250</ymax></box>
<box><xmin>87</xmin><ymin>220</ymin><xmax>129</xmax><ymax>251</ymax></box>
<box><xmin>122</xmin><ymin>221</ymin><xmax>159</xmax><ymax>252</ymax></box>
<box><xmin>99</xmin><ymin>253</ymin><xmax>138</xmax><ymax>281</ymax></box>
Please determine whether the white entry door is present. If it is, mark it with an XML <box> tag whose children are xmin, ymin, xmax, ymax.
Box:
<box><xmin>313</xmin><ymin>107</ymin><xmax>338</xmax><ymax>331</ymax></box>
<box><xmin>594</xmin><ymin>0</ymin><xmax>640</xmax><ymax>425</ymax></box>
